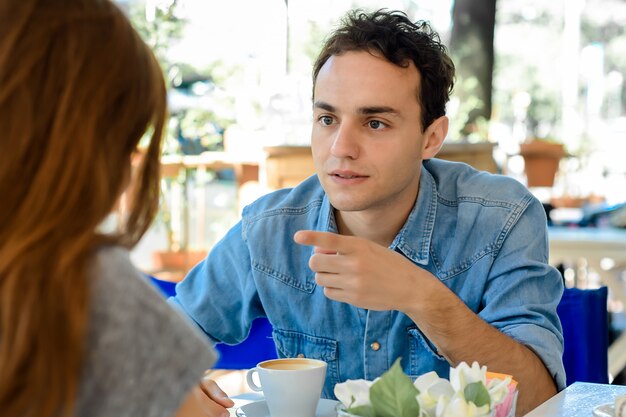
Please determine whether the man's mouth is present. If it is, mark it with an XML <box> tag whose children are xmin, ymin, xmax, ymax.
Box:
<box><xmin>330</xmin><ymin>170</ymin><xmax>367</xmax><ymax>180</ymax></box>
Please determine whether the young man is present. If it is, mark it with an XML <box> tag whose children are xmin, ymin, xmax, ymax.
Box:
<box><xmin>172</xmin><ymin>10</ymin><xmax>564</xmax><ymax>416</ymax></box>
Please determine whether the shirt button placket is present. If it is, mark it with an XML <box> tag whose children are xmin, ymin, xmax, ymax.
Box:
<box><xmin>364</xmin><ymin>310</ymin><xmax>389</xmax><ymax>379</ymax></box>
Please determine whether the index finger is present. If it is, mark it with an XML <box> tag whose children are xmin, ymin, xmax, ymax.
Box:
<box><xmin>293</xmin><ymin>230</ymin><xmax>355</xmax><ymax>254</ymax></box>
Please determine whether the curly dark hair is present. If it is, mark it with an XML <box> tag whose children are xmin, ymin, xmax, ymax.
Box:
<box><xmin>313</xmin><ymin>9</ymin><xmax>455</xmax><ymax>132</ymax></box>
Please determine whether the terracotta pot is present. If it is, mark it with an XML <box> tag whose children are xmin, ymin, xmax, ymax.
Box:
<box><xmin>152</xmin><ymin>249</ymin><xmax>207</xmax><ymax>272</ymax></box>
<box><xmin>520</xmin><ymin>141</ymin><xmax>565</xmax><ymax>187</ymax></box>
<box><xmin>438</xmin><ymin>142</ymin><xmax>498</xmax><ymax>173</ymax></box>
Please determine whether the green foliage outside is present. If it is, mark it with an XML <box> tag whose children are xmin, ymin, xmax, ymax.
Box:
<box><xmin>128</xmin><ymin>0</ymin><xmax>236</xmax><ymax>156</ymax></box>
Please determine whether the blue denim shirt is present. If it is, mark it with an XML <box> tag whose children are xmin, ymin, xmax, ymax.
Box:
<box><xmin>171</xmin><ymin>158</ymin><xmax>566</xmax><ymax>398</ymax></box>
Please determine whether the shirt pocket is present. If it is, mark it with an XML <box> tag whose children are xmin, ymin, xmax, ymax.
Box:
<box><xmin>406</xmin><ymin>326</ymin><xmax>449</xmax><ymax>378</ymax></box>
<box><xmin>253</xmin><ymin>261</ymin><xmax>316</xmax><ymax>293</ymax></box>
<box><xmin>273</xmin><ymin>328</ymin><xmax>340</xmax><ymax>398</ymax></box>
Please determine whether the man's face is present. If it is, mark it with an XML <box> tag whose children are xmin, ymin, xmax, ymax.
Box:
<box><xmin>311</xmin><ymin>50</ymin><xmax>427</xmax><ymax>214</ymax></box>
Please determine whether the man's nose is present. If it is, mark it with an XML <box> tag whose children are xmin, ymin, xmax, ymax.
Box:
<box><xmin>330</xmin><ymin>122</ymin><xmax>360</xmax><ymax>159</ymax></box>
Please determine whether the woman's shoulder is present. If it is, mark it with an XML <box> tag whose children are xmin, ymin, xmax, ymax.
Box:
<box><xmin>76</xmin><ymin>245</ymin><xmax>215</xmax><ymax>417</ymax></box>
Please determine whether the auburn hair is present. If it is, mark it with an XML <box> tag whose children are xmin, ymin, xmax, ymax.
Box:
<box><xmin>0</xmin><ymin>1</ymin><xmax>166</xmax><ymax>416</ymax></box>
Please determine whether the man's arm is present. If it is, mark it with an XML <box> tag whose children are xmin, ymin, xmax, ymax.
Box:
<box><xmin>399</xmin><ymin>271</ymin><xmax>556</xmax><ymax>416</ymax></box>
<box><xmin>170</xmin><ymin>221</ymin><xmax>259</xmax><ymax>417</ymax></box>
<box><xmin>294</xmin><ymin>230</ymin><xmax>557</xmax><ymax>416</ymax></box>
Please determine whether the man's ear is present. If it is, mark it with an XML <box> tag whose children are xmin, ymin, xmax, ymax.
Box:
<box><xmin>422</xmin><ymin>116</ymin><xmax>448</xmax><ymax>159</ymax></box>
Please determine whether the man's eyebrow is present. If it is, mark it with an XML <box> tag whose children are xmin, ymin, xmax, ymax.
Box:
<box><xmin>314</xmin><ymin>101</ymin><xmax>401</xmax><ymax>117</ymax></box>
<box><xmin>313</xmin><ymin>101</ymin><xmax>336</xmax><ymax>112</ymax></box>
<box><xmin>358</xmin><ymin>106</ymin><xmax>400</xmax><ymax>116</ymax></box>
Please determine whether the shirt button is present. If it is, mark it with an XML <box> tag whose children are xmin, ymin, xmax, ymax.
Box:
<box><xmin>297</xmin><ymin>353</ymin><xmax>305</xmax><ymax>358</ymax></box>
<box><xmin>370</xmin><ymin>342</ymin><xmax>381</xmax><ymax>351</ymax></box>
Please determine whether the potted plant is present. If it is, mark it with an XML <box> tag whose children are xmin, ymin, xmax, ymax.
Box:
<box><xmin>151</xmin><ymin>171</ymin><xmax>209</xmax><ymax>277</ymax></box>
<box><xmin>519</xmin><ymin>138</ymin><xmax>565</xmax><ymax>188</ymax></box>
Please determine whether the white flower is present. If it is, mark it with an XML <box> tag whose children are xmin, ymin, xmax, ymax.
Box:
<box><xmin>332</xmin><ymin>361</ymin><xmax>516</xmax><ymax>417</ymax></box>
<box><xmin>449</xmin><ymin>362</ymin><xmax>487</xmax><ymax>392</ymax></box>
<box><xmin>414</xmin><ymin>371</ymin><xmax>455</xmax><ymax>416</ymax></box>
<box><xmin>438</xmin><ymin>392</ymin><xmax>491</xmax><ymax>417</ymax></box>
<box><xmin>334</xmin><ymin>378</ymin><xmax>376</xmax><ymax>408</ymax></box>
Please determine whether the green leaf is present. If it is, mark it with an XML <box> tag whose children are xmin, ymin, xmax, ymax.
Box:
<box><xmin>369</xmin><ymin>358</ymin><xmax>420</xmax><ymax>417</ymax></box>
<box><xmin>345</xmin><ymin>405</ymin><xmax>377</xmax><ymax>417</ymax></box>
<box><xmin>464</xmin><ymin>381</ymin><xmax>491</xmax><ymax>408</ymax></box>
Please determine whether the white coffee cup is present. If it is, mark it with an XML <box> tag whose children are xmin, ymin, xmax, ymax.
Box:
<box><xmin>246</xmin><ymin>357</ymin><xmax>327</xmax><ymax>417</ymax></box>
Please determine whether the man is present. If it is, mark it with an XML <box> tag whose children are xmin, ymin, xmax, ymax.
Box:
<box><xmin>171</xmin><ymin>9</ymin><xmax>564</xmax><ymax>416</ymax></box>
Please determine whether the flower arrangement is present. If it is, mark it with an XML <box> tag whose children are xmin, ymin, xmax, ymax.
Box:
<box><xmin>334</xmin><ymin>360</ymin><xmax>518</xmax><ymax>417</ymax></box>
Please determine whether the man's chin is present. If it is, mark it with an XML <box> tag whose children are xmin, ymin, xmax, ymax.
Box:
<box><xmin>321</xmin><ymin>181</ymin><xmax>373</xmax><ymax>211</ymax></box>
<box><xmin>327</xmin><ymin>197</ymin><xmax>370</xmax><ymax>213</ymax></box>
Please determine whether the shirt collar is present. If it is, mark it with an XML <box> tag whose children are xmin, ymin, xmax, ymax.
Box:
<box><xmin>390</xmin><ymin>165</ymin><xmax>437</xmax><ymax>265</ymax></box>
<box><xmin>317</xmin><ymin>165</ymin><xmax>437</xmax><ymax>265</ymax></box>
<box><xmin>319</xmin><ymin>193</ymin><xmax>338</xmax><ymax>233</ymax></box>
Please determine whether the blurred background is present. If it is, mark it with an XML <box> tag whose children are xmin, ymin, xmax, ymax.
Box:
<box><xmin>111</xmin><ymin>0</ymin><xmax>626</xmax><ymax>389</ymax></box>
<box><xmin>112</xmin><ymin>0</ymin><xmax>626</xmax><ymax>278</ymax></box>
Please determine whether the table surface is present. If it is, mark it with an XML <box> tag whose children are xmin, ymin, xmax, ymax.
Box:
<box><xmin>524</xmin><ymin>382</ymin><xmax>626</xmax><ymax>416</ymax></box>
<box><xmin>231</xmin><ymin>383</ymin><xmax>626</xmax><ymax>417</ymax></box>
<box><xmin>548</xmin><ymin>227</ymin><xmax>626</xmax><ymax>252</ymax></box>
<box><xmin>549</xmin><ymin>226</ymin><xmax>626</xmax><ymax>238</ymax></box>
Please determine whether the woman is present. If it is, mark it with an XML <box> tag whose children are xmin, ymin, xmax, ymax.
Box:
<box><xmin>0</xmin><ymin>1</ymin><xmax>219</xmax><ymax>416</ymax></box>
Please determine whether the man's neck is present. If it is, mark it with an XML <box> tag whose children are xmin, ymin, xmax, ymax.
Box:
<box><xmin>335</xmin><ymin>200</ymin><xmax>415</xmax><ymax>247</ymax></box>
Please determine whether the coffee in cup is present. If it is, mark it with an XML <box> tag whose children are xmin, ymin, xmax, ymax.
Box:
<box><xmin>246</xmin><ymin>357</ymin><xmax>327</xmax><ymax>417</ymax></box>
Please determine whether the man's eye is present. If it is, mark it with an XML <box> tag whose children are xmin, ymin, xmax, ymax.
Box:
<box><xmin>368</xmin><ymin>120</ymin><xmax>387</xmax><ymax>130</ymax></box>
<box><xmin>319</xmin><ymin>116</ymin><xmax>334</xmax><ymax>126</ymax></box>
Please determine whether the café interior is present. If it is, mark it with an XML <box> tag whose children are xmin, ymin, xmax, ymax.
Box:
<box><xmin>116</xmin><ymin>0</ymin><xmax>626</xmax><ymax>414</ymax></box>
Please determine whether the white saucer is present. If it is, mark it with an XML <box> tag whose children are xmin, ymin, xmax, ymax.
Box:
<box><xmin>235</xmin><ymin>398</ymin><xmax>338</xmax><ymax>417</ymax></box>
<box><xmin>593</xmin><ymin>403</ymin><xmax>615</xmax><ymax>417</ymax></box>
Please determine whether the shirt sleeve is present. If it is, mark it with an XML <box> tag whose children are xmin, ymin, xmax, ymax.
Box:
<box><xmin>478</xmin><ymin>196</ymin><xmax>566</xmax><ymax>390</ymax></box>
<box><xmin>169</xmin><ymin>220</ymin><xmax>265</xmax><ymax>345</ymax></box>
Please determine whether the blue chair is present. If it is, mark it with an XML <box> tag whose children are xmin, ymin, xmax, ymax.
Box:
<box><xmin>148</xmin><ymin>275</ymin><xmax>277</xmax><ymax>369</ymax></box>
<box><xmin>556</xmin><ymin>286</ymin><xmax>609</xmax><ymax>385</ymax></box>
<box><xmin>149</xmin><ymin>275</ymin><xmax>177</xmax><ymax>297</ymax></box>
<box><xmin>211</xmin><ymin>318</ymin><xmax>277</xmax><ymax>369</ymax></box>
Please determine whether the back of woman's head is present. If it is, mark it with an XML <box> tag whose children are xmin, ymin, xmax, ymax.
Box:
<box><xmin>0</xmin><ymin>0</ymin><xmax>166</xmax><ymax>415</ymax></box>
